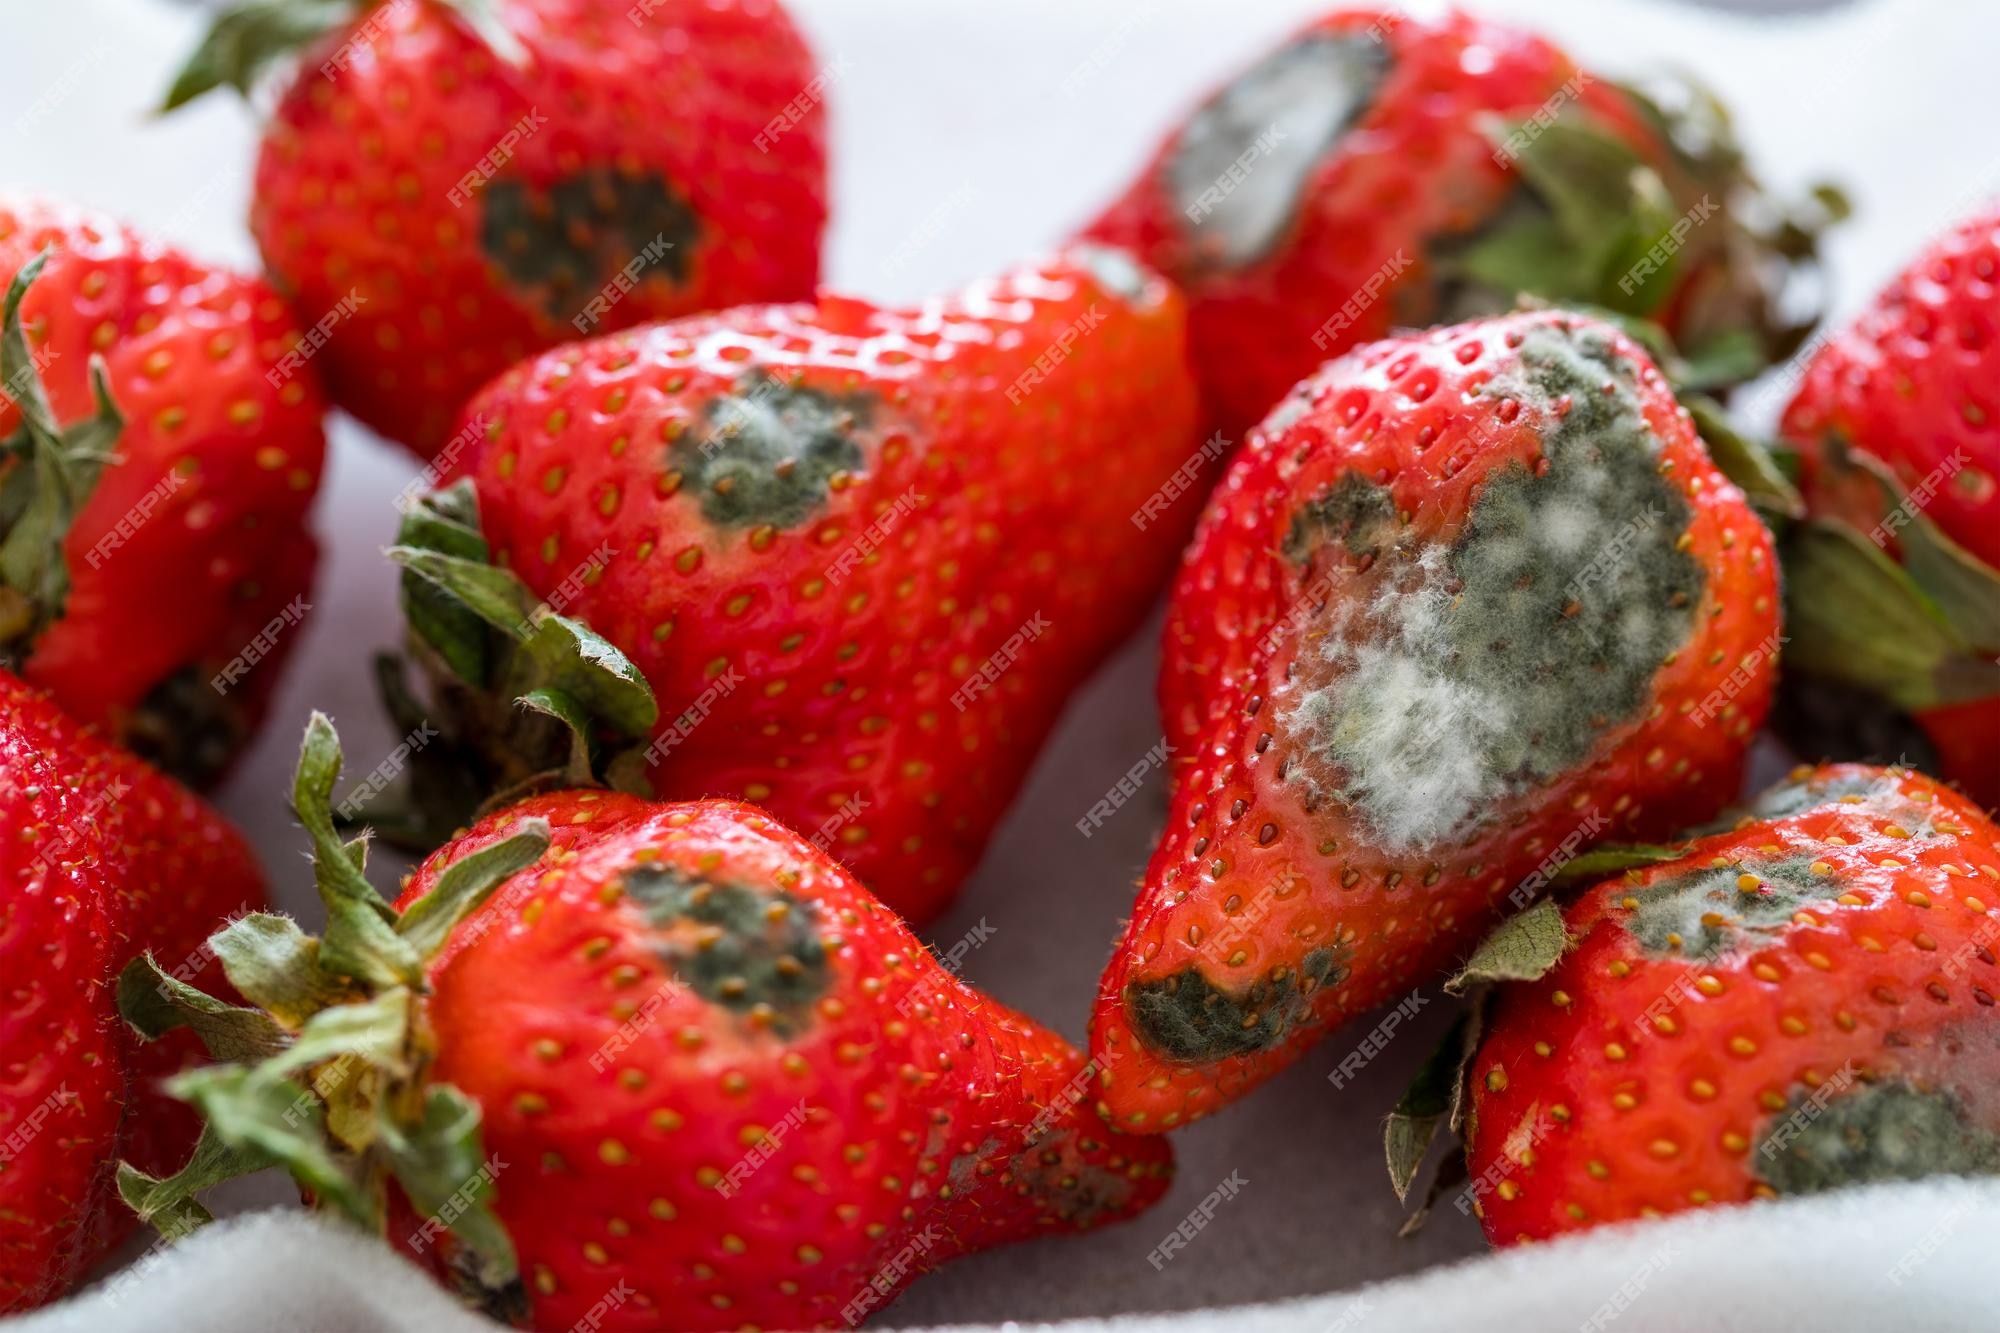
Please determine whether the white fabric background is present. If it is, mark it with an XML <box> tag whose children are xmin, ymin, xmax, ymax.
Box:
<box><xmin>2</xmin><ymin>0</ymin><xmax>1996</xmax><ymax>1327</ymax></box>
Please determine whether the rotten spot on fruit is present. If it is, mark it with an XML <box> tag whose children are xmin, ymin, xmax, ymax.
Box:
<box><xmin>624</xmin><ymin>864</ymin><xmax>829</xmax><ymax>1028</ymax></box>
<box><xmin>481</xmin><ymin>166</ymin><xmax>698</xmax><ymax>326</ymax></box>
<box><xmin>1122</xmin><ymin>945</ymin><xmax>1345</xmax><ymax>1062</ymax></box>
<box><xmin>1755</xmin><ymin>1079</ymin><xmax>2000</xmax><ymax>1196</ymax></box>
<box><xmin>1278</xmin><ymin>324</ymin><xmax>1702</xmax><ymax>853</ymax></box>
<box><xmin>1166</xmin><ymin>32</ymin><xmax>1390</xmax><ymax>270</ymax></box>
<box><xmin>669</xmin><ymin>371</ymin><xmax>871</xmax><ymax>530</ymax></box>
<box><xmin>1616</xmin><ymin>854</ymin><xmax>1832</xmax><ymax>958</ymax></box>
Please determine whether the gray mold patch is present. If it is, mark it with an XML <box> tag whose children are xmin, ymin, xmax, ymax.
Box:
<box><xmin>1279</xmin><ymin>324</ymin><xmax>1702</xmax><ymax>852</ymax></box>
<box><xmin>1168</xmin><ymin>34</ymin><xmax>1390</xmax><ymax>269</ymax></box>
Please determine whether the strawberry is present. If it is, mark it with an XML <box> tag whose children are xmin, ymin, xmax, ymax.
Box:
<box><xmin>1081</xmin><ymin>7</ymin><xmax>1843</xmax><ymax>438</ymax></box>
<box><xmin>1089</xmin><ymin>309</ymin><xmax>1780</xmax><ymax>1130</ymax></box>
<box><xmin>0</xmin><ymin>668</ymin><xmax>267</xmax><ymax>1313</ymax></box>
<box><xmin>1775</xmin><ymin>204</ymin><xmax>2000</xmax><ymax>809</ymax></box>
<box><xmin>0</xmin><ymin>198</ymin><xmax>329</xmax><ymax>786</ymax></box>
<box><xmin>119</xmin><ymin>715</ymin><xmax>1173</xmax><ymax>1330</ymax></box>
<box><xmin>1436</xmin><ymin>763</ymin><xmax>2000</xmax><ymax>1244</ymax></box>
<box><xmin>382</xmin><ymin>246</ymin><xmax>1201</xmax><ymax>923</ymax></box>
<box><xmin>166</xmin><ymin>0</ymin><xmax>830</xmax><ymax>458</ymax></box>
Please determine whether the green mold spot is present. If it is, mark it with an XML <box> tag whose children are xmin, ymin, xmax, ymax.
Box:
<box><xmin>1281</xmin><ymin>324</ymin><xmax>1703</xmax><ymax>852</ymax></box>
<box><xmin>1125</xmin><ymin>945</ymin><xmax>1344</xmax><ymax>1064</ymax></box>
<box><xmin>480</xmin><ymin>167</ymin><xmax>698</xmax><ymax>327</ymax></box>
<box><xmin>624</xmin><ymin>865</ymin><xmax>829</xmax><ymax>1028</ymax></box>
<box><xmin>1756</xmin><ymin>1079</ymin><xmax>2000</xmax><ymax>1196</ymax></box>
<box><xmin>1736</xmin><ymin>769</ymin><xmax>1896</xmax><ymax>822</ymax></box>
<box><xmin>1618</xmin><ymin>855</ymin><xmax>1831</xmax><ymax>959</ymax></box>
<box><xmin>670</xmin><ymin>371</ymin><xmax>870</xmax><ymax>530</ymax></box>
<box><xmin>1167</xmin><ymin>33</ymin><xmax>1390</xmax><ymax>270</ymax></box>
<box><xmin>1283</xmin><ymin>470</ymin><xmax>1398</xmax><ymax>566</ymax></box>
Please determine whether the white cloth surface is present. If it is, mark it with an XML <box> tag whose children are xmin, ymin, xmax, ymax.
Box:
<box><xmin>13</xmin><ymin>1178</ymin><xmax>2000</xmax><ymax>1332</ymax></box>
<box><xmin>2</xmin><ymin>0</ymin><xmax>1996</xmax><ymax>1328</ymax></box>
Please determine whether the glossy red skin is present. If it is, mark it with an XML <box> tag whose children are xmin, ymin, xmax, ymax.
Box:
<box><xmin>1466</xmin><ymin>765</ymin><xmax>2000</xmax><ymax>1244</ymax></box>
<box><xmin>0</xmin><ymin>199</ymin><xmax>327</xmax><ymax>764</ymax></box>
<box><xmin>254</xmin><ymin>0</ymin><xmax>828</xmax><ymax>457</ymax></box>
<box><xmin>456</xmin><ymin>250</ymin><xmax>1201</xmax><ymax>923</ymax></box>
<box><xmin>0</xmin><ymin>670</ymin><xmax>267</xmax><ymax>1312</ymax></box>
<box><xmin>1780</xmin><ymin>205</ymin><xmax>2000</xmax><ymax>808</ymax></box>
<box><xmin>1091</xmin><ymin>310</ymin><xmax>1779</xmax><ymax>1130</ymax></box>
<box><xmin>1082</xmin><ymin>7</ymin><xmax>1668</xmax><ymax>438</ymax></box>
<box><xmin>391</xmin><ymin>793</ymin><xmax>1173</xmax><ymax>1331</ymax></box>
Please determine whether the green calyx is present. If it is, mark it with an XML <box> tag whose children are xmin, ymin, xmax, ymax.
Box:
<box><xmin>376</xmin><ymin>480</ymin><xmax>660</xmax><ymax>848</ymax></box>
<box><xmin>1437</xmin><ymin>74</ymin><xmax>1849</xmax><ymax>390</ymax></box>
<box><xmin>163</xmin><ymin>0</ymin><xmax>524</xmax><ymax>112</ymax></box>
<box><xmin>0</xmin><ymin>250</ymin><xmax>122</xmax><ymax>668</ymax></box>
<box><xmin>115</xmin><ymin>713</ymin><xmax>550</xmax><ymax>1303</ymax></box>
<box><xmin>1776</xmin><ymin>441</ymin><xmax>2000</xmax><ymax>716</ymax></box>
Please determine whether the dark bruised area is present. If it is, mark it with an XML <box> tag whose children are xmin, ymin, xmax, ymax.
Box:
<box><xmin>1756</xmin><ymin>1080</ymin><xmax>2000</xmax><ymax>1196</ymax></box>
<box><xmin>1166</xmin><ymin>33</ymin><xmax>1390</xmax><ymax>270</ymax></box>
<box><xmin>1617</xmin><ymin>855</ymin><xmax>1831</xmax><ymax>958</ymax></box>
<box><xmin>1283</xmin><ymin>469</ymin><xmax>1398</xmax><ymax>565</ymax></box>
<box><xmin>625</xmin><ymin>865</ymin><xmax>830</xmax><ymax>1029</ymax></box>
<box><xmin>123</xmin><ymin>665</ymin><xmax>252</xmax><ymax>790</ymax></box>
<box><xmin>1004</xmin><ymin>1137</ymin><xmax>1137</xmax><ymax>1228</ymax></box>
<box><xmin>481</xmin><ymin>167</ymin><xmax>698</xmax><ymax>325</ymax></box>
<box><xmin>672</xmin><ymin>371</ymin><xmax>870</xmax><ymax>530</ymax></box>
<box><xmin>1280</xmin><ymin>325</ymin><xmax>1704</xmax><ymax>852</ymax></box>
<box><xmin>1125</xmin><ymin>946</ymin><xmax>1344</xmax><ymax>1063</ymax></box>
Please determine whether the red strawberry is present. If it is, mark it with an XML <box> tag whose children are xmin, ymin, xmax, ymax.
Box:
<box><xmin>384</xmin><ymin>246</ymin><xmax>1201</xmax><ymax>923</ymax></box>
<box><xmin>167</xmin><ymin>0</ymin><xmax>830</xmax><ymax>458</ymax></box>
<box><xmin>120</xmin><ymin>716</ymin><xmax>1173</xmax><ymax>1331</ymax></box>
<box><xmin>0</xmin><ymin>668</ymin><xmax>267</xmax><ymax>1313</ymax></box>
<box><xmin>1090</xmin><ymin>309</ymin><xmax>1779</xmax><ymax>1130</ymax></box>
<box><xmin>1082</xmin><ymin>7</ymin><xmax>1841</xmax><ymax>438</ymax></box>
<box><xmin>1776</xmin><ymin>204</ymin><xmax>2000</xmax><ymax>809</ymax></box>
<box><xmin>1448</xmin><ymin>763</ymin><xmax>2000</xmax><ymax>1244</ymax></box>
<box><xmin>0</xmin><ymin>198</ymin><xmax>328</xmax><ymax>786</ymax></box>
